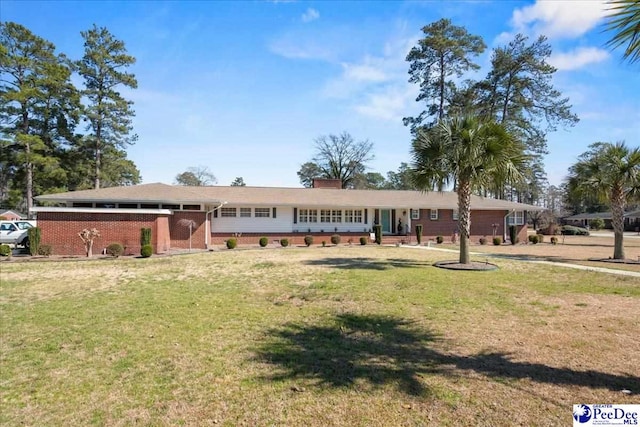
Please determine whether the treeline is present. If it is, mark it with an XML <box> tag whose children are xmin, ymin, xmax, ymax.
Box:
<box><xmin>0</xmin><ymin>22</ymin><xmax>140</xmax><ymax>213</ymax></box>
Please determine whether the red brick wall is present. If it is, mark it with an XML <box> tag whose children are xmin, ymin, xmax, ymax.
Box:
<box><xmin>37</xmin><ymin>212</ymin><xmax>171</xmax><ymax>256</ymax></box>
<box><xmin>411</xmin><ymin>209</ymin><xmax>526</xmax><ymax>243</ymax></box>
<box><xmin>169</xmin><ymin>212</ymin><xmax>207</xmax><ymax>249</ymax></box>
<box><xmin>312</xmin><ymin>179</ymin><xmax>342</xmax><ymax>189</ymax></box>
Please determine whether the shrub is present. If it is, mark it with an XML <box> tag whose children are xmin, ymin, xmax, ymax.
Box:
<box><xmin>528</xmin><ymin>234</ymin><xmax>539</xmax><ymax>244</ymax></box>
<box><xmin>436</xmin><ymin>235</ymin><xmax>444</xmax><ymax>244</ymax></box>
<box><xmin>280</xmin><ymin>238</ymin><xmax>289</xmax><ymax>247</ymax></box>
<box><xmin>493</xmin><ymin>236</ymin><xmax>502</xmax><ymax>245</ymax></box>
<box><xmin>536</xmin><ymin>234</ymin><xmax>544</xmax><ymax>243</ymax></box>
<box><xmin>322</xmin><ymin>241</ymin><xmax>326</xmax><ymax>247</ymax></box>
<box><xmin>538</xmin><ymin>224</ymin><xmax>559</xmax><ymax>235</ymax></box>
<box><xmin>479</xmin><ymin>237</ymin><xmax>487</xmax><ymax>245</ymax></box>
<box><xmin>28</xmin><ymin>227</ymin><xmax>41</xmax><ymax>256</ymax></box>
<box><xmin>140</xmin><ymin>244</ymin><xmax>153</xmax><ymax>257</ymax></box>
<box><xmin>373</xmin><ymin>224</ymin><xmax>382</xmax><ymax>245</ymax></box>
<box><xmin>589</xmin><ymin>218</ymin><xmax>605</xmax><ymax>231</ymax></box>
<box><xmin>106</xmin><ymin>243</ymin><xmax>124</xmax><ymax>257</ymax></box>
<box><xmin>37</xmin><ymin>244</ymin><xmax>53</xmax><ymax>256</ymax></box>
<box><xmin>259</xmin><ymin>236</ymin><xmax>268</xmax><ymax>247</ymax></box>
<box><xmin>304</xmin><ymin>235</ymin><xmax>314</xmax><ymax>247</ymax></box>
<box><xmin>415</xmin><ymin>224</ymin><xmax>423</xmax><ymax>244</ymax></box>
<box><xmin>561</xmin><ymin>225</ymin><xmax>589</xmax><ymax>236</ymax></box>
<box><xmin>331</xmin><ymin>234</ymin><xmax>341</xmax><ymax>245</ymax></box>
<box><xmin>509</xmin><ymin>225</ymin><xmax>518</xmax><ymax>245</ymax></box>
<box><xmin>226</xmin><ymin>238</ymin><xmax>237</xmax><ymax>249</ymax></box>
<box><xmin>359</xmin><ymin>236</ymin><xmax>367</xmax><ymax>245</ymax></box>
<box><xmin>0</xmin><ymin>244</ymin><xmax>10</xmax><ymax>256</ymax></box>
<box><xmin>550</xmin><ymin>236</ymin><xmax>558</xmax><ymax>245</ymax></box>
<box><xmin>140</xmin><ymin>227</ymin><xmax>152</xmax><ymax>246</ymax></box>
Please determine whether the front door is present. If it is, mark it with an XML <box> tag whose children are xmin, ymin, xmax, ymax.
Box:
<box><xmin>381</xmin><ymin>209</ymin><xmax>392</xmax><ymax>234</ymax></box>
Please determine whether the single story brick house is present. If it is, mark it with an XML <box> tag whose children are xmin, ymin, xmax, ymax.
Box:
<box><xmin>32</xmin><ymin>179</ymin><xmax>542</xmax><ymax>255</ymax></box>
<box><xmin>564</xmin><ymin>210</ymin><xmax>640</xmax><ymax>231</ymax></box>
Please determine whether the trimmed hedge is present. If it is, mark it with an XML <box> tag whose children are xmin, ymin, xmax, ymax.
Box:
<box><xmin>304</xmin><ymin>235</ymin><xmax>314</xmax><ymax>247</ymax></box>
<box><xmin>106</xmin><ymin>243</ymin><xmax>124</xmax><ymax>257</ymax></box>
<box><xmin>359</xmin><ymin>236</ymin><xmax>367</xmax><ymax>245</ymax></box>
<box><xmin>259</xmin><ymin>237</ymin><xmax>268</xmax><ymax>247</ymax></box>
<box><xmin>28</xmin><ymin>227</ymin><xmax>41</xmax><ymax>256</ymax></box>
<box><xmin>37</xmin><ymin>244</ymin><xmax>53</xmax><ymax>256</ymax></box>
<box><xmin>436</xmin><ymin>235</ymin><xmax>444</xmax><ymax>244</ymax></box>
<box><xmin>415</xmin><ymin>224</ymin><xmax>423</xmax><ymax>245</ymax></box>
<box><xmin>479</xmin><ymin>237</ymin><xmax>487</xmax><ymax>245</ymax></box>
<box><xmin>140</xmin><ymin>244</ymin><xmax>153</xmax><ymax>257</ymax></box>
<box><xmin>561</xmin><ymin>225</ymin><xmax>590</xmax><ymax>236</ymax></box>
<box><xmin>0</xmin><ymin>244</ymin><xmax>10</xmax><ymax>256</ymax></box>
<box><xmin>493</xmin><ymin>237</ymin><xmax>502</xmax><ymax>245</ymax></box>
<box><xmin>226</xmin><ymin>238</ymin><xmax>237</xmax><ymax>249</ymax></box>
<box><xmin>280</xmin><ymin>238</ymin><xmax>289</xmax><ymax>247</ymax></box>
<box><xmin>331</xmin><ymin>234</ymin><xmax>341</xmax><ymax>245</ymax></box>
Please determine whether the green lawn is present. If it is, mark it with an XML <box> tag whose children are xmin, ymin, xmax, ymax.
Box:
<box><xmin>1</xmin><ymin>247</ymin><xmax>639</xmax><ymax>426</ymax></box>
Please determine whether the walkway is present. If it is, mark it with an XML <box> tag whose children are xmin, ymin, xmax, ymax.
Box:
<box><xmin>400</xmin><ymin>245</ymin><xmax>640</xmax><ymax>278</ymax></box>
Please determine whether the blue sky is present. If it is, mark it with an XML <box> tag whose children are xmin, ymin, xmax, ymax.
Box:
<box><xmin>3</xmin><ymin>0</ymin><xmax>639</xmax><ymax>188</ymax></box>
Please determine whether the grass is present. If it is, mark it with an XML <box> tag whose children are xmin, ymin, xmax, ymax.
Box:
<box><xmin>1</xmin><ymin>246</ymin><xmax>639</xmax><ymax>426</ymax></box>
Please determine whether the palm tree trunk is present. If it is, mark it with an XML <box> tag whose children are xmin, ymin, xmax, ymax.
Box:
<box><xmin>611</xmin><ymin>186</ymin><xmax>625</xmax><ymax>259</ymax></box>
<box><xmin>458</xmin><ymin>179</ymin><xmax>471</xmax><ymax>264</ymax></box>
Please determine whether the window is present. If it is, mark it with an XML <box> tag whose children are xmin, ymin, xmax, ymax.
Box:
<box><xmin>299</xmin><ymin>209</ymin><xmax>308</xmax><ymax>223</ymax></box>
<box><xmin>72</xmin><ymin>202</ymin><xmax>93</xmax><ymax>208</ymax></box>
<box><xmin>140</xmin><ymin>203</ymin><xmax>159</xmax><ymax>209</ymax></box>
<box><xmin>321</xmin><ymin>209</ymin><xmax>331</xmax><ymax>223</ymax></box>
<box><xmin>118</xmin><ymin>203</ymin><xmax>138</xmax><ymax>209</ymax></box>
<box><xmin>411</xmin><ymin>209</ymin><xmax>420</xmax><ymax>220</ymax></box>
<box><xmin>430</xmin><ymin>209</ymin><xmax>438</xmax><ymax>220</ymax></box>
<box><xmin>240</xmin><ymin>208</ymin><xmax>252</xmax><ymax>217</ymax></box>
<box><xmin>332</xmin><ymin>209</ymin><xmax>342</xmax><ymax>223</ymax></box>
<box><xmin>255</xmin><ymin>208</ymin><xmax>270</xmax><ymax>218</ymax></box>
<box><xmin>221</xmin><ymin>207</ymin><xmax>237</xmax><ymax>217</ymax></box>
<box><xmin>345</xmin><ymin>209</ymin><xmax>363</xmax><ymax>223</ymax></box>
<box><xmin>162</xmin><ymin>204</ymin><xmax>180</xmax><ymax>210</ymax></box>
<box><xmin>308</xmin><ymin>209</ymin><xmax>317</xmax><ymax>223</ymax></box>
<box><xmin>507</xmin><ymin>211</ymin><xmax>524</xmax><ymax>226</ymax></box>
<box><xmin>452</xmin><ymin>209</ymin><xmax>459</xmax><ymax>220</ymax></box>
<box><xmin>95</xmin><ymin>203</ymin><xmax>115</xmax><ymax>208</ymax></box>
<box><xmin>182</xmin><ymin>204</ymin><xmax>201</xmax><ymax>211</ymax></box>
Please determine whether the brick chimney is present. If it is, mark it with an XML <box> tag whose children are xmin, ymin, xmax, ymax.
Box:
<box><xmin>312</xmin><ymin>178</ymin><xmax>343</xmax><ymax>189</ymax></box>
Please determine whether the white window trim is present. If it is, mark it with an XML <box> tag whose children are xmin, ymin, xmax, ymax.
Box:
<box><xmin>255</xmin><ymin>207</ymin><xmax>270</xmax><ymax>218</ymax></box>
<box><xmin>430</xmin><ymin>209</ymin><xmax>438</xmax><ymax>221</ymax></box>
<box><xmin>507</xmin><ymin>211</ymin><xmax>524</xmax><ymax>226</ymax></box>
<box><xmin>411</xmin><ymin>209</ymin><xmax>420</xmax><ymax>220</ymax></box>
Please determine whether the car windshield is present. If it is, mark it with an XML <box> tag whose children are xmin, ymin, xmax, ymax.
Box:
<box><xmin>15</xmin><ymin>222</ymin><xmax>33</xmax><ymax>230</ymax></box>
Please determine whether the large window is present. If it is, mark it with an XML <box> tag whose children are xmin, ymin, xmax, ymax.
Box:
<box><xmin>255</xmin><ymin>208</ymin><xmax>270</xmax><ymax>218</ymax></box>
<box><xmin>299</xmin><ymin>209</ymin><xmax>318</xmax><ymax>223</ymax></box>
<box><xmin>320</xmin><ymin>209</ymin><xmax>331</xmax><ymax>223</ymax></box>
<box><xmin>411</xmin><ymin>209</ymin><xmax>420</xmax><ymax>220</ymax></box>
<box><xmin>221</xmin><ymin>207</ymin><xmax>237</xmax><ymax>217</ymax></box>
<box><xmin>240</xmin><ymin>208</ymin><xmax>252</xmax><ymax>217</ymax></box>
<box><xmin>345</xmin><ymin>209</ymin><xmax>363</xmax><ymax>223</ymax></box>
<box><xmin>507</xmin><ymin>211</ymin><xmax>525</xmax><ymax>226</ymax></box>
<box><xmin>430</xmin><ymin>209</ymin><xmax>439</xmax><ymax>220</ymax></box>
<box><xmin>332</xmin><ymin>209</ymin><xmax>342</xmax><ymax>223</ymax></box>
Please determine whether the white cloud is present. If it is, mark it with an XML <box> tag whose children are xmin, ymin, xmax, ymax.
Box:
<box><xmin>549</xmin><ymin>47</ymin><xmax>610</xmax><ymax>71</ymax></box>
<box><xmin>354</xmin><ymin>86</ymin><xmax>416</xmax><ymax>122</ymax></box>
<box><xmin>343</xmin><ymin>62</ymin><xmax>388</xmax><ymax>82</ymax></box>
<box><xmin>510</xmin><ymin>0</ymin><xmax>609</xmax><ymax>39</ymax></box>
<box><xmin>301</xmin><ymin>8</ymin><xmax>319</xmax><ymax>23</ymax></box>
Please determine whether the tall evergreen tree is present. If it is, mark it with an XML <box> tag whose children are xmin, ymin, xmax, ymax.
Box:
<box><xmin>0</xmin><ymin>22</ymin><xmax>78</xmax><ymax>214</ymax></box>
<box><xmin>77</xmin><ymin>25</ymin><xmax>137</xmax><ymax>189</ymax></box>
<box><xmin>404</xmin><ymin>19</ymin><xmax>485</xmax><ymax>131</ymax></box>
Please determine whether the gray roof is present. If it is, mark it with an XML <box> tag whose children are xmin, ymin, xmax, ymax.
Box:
<box><xmin>35</xmin><ymin>182</ymin><xmax>544</xmax><ymax>211</ymax></box>
<box><xmin>565</xmin><ymin>210</ymin><xmax>640</xmax><ymax>220</ymax></box>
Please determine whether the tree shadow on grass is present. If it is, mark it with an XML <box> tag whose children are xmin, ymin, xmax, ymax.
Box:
<box><xmin>255</xmin><ymin>313</ymin><xmax>640</xmax><ymax>396</ymax></box>
<box><xmin>302</xmin><ymin>257</ymin><xmax>433</xmax><ymax>271</ymax></box>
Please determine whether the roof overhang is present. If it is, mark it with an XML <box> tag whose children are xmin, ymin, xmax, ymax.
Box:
<box><xmin>31</xmin><ymin>207</ymin><xmax>174</xmax><ymax>215</ymax></box>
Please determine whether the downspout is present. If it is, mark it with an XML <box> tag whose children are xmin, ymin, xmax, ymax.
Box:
<box><xmin>503</xmin><ymin>209</ymin><xmax>516</xmax><ymax>242</ymax></box>
<box><xmin>205</xmin><ymin>201</ymin><xmax>227</xmax><ymax>249</ymax></box>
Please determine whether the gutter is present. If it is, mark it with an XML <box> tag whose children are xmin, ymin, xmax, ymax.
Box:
<box><xmin>205</xmin><ymin>201</ymin><xmax>227</xmax><ymax>249</ymax></box>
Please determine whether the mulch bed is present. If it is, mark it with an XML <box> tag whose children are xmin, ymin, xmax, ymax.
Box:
<box><xmin>433</xmin><ymin>260</ymin><xmax>499</xmax><ymax>271</ymax></box>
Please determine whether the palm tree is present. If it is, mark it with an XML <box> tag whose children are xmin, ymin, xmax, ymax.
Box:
<box><xmin>605</xmin><ymin>0</ymin><xmax>640</xmax><ymax>63</ymax></box>
<box><xmin>411</xmin><ymin>116</ymin><xmax>526</xmax><ymax>264</ymax></box>
<box><xmin>567</xmin><ymin>142</ymin><xmax>640</xmax><ymax>259</ymax></box>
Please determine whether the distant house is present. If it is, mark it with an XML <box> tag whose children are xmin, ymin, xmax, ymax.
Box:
<box><xmin>0</xmin><ymin>210</ymin><xmax>25</xmax><ymax>221</ymax></box>
<box><xmin>32</xmin><ymin>179</ymin><xmax>543</xmax><ymax>256</ymax></box>
<box><xmin>564</xmin><ymin>211</ymin><xmax>640</xmax><ymax>230</ymax></box>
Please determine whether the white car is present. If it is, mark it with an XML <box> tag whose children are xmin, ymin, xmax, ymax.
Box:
<box><xmin>0</xmin><ymin>221</ymin><xmax>31</xmax><ymax>248</ymax></box>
